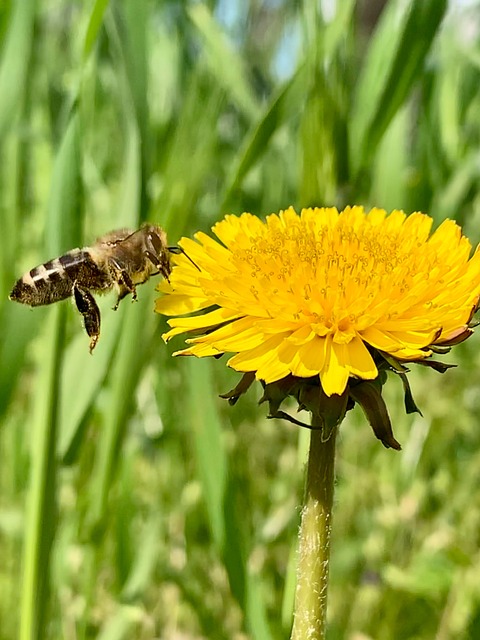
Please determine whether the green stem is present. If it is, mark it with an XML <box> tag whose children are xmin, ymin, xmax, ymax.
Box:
<box><xmin>291</xmin><ymin>422</ymin><xmax>337</xmax><ymax>640</ymax></box>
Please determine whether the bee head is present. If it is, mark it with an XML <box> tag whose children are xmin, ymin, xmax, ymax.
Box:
<box><xmin>144</xmin><ymin>224</ymin><xmax>200</xmax><ymax>280</ymax></box>
<box><xmin>142</xmin><ymin>225</ymin><xmax>170</xmax><ymax>280</ymax></box>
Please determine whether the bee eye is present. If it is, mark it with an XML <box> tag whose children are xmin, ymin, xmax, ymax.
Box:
<box><xmin>148</xmin><ymin>232</ymin><xmax>163</xmax><ymax>256</ymax></box>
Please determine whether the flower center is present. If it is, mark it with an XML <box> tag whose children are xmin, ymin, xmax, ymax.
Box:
<box><xmin>229</xmin><ymin>219</ymin><xmax>440</xmax><ymax>336</ymax></box>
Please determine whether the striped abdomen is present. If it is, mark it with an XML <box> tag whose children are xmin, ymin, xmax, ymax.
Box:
<box><xmin>9</xmin><ymin>249</ymin><xmax>109</xmax><ymax>307</ymax></box>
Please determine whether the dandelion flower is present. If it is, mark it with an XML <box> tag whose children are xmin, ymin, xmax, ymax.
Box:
<box><xmin>156</xmin><ymin>206</ymin><xmax>480</xmax><ymax>448</ymax></box>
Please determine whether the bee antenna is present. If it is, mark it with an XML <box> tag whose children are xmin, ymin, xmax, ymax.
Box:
<box><xmin>168</xmin><ymin>246</ymin><xmax>201</xmax><ymax>271</ymax></box>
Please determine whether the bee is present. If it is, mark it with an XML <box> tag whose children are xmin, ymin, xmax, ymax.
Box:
<box><xmin>9</xmin><ymin>224</ymin><xmax>189</xmax><ymax>352</ymax></box>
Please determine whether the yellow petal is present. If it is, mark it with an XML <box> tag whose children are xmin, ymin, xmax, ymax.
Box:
<box><xmin>320</xmin><ymin>338</ymin><xmax>350</xmax><ymax>397</ymax></box>
<box><xmin>227</xmin><ymin>333</ymin><xmax>291</xmax><ymax>380</ymax></box>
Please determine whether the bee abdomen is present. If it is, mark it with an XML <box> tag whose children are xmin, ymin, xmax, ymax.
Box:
<box><xmin>9</xmin><ymin>249</ymin><xmax>106</xmax><ymax>307</ymax></box>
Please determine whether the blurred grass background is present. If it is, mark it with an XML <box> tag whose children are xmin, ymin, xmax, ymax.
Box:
<box><xmin>1</xmin><ymin>0</ymin><xmax>480</xmax><ymax>638</ymax></box>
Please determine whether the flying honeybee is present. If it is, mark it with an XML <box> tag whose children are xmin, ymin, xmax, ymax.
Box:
<box><xmin>9</xmin><ymin>224</ymin><xmax>191</xmax><ymax>352</ymax></box>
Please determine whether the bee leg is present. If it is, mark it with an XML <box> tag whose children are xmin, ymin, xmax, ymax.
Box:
<box><xmin>144</xmin><ymin>249</ymin><xmax>171</xmax><ymax>281</ymax></box>
<box><xmin>108</xmin><ymin>258</ymin><xmax>137</xmax><ymax>309</ymax></box>
<box><xmin>112</xmin><ymin>286</ymin><xmax>130</xmax><ymax>311</ymax></box>
<box><xmin>73</xmin><ymin>284</ymin><xmax>101</xmax><ymax>353</ymax></box>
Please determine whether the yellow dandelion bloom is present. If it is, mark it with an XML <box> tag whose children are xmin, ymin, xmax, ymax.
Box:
<box><xmin>156</xmin><ymin>206</ymin><xmax>480</xmax><ymax>397</ymax></box>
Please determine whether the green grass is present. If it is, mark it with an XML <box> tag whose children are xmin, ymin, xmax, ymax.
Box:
<box><xmin>2</xmin><ymin>1</ymin><xmax>480</xmax><ymax>638</ymax></box>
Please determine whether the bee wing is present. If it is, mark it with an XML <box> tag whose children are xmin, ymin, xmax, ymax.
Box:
<box><xmin>94</xmin><ymin>228</ymin><xmax>135</xmax><ymax>246</ymax></box>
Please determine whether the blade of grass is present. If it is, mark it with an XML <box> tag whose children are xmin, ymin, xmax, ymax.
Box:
<box><xmin>436</xmin><ymin>52</ymin><xmax>463</xmax><ymax>166</ymax></box>
<box><xmin>299</xmin><ymin>74</ymin><xmax>338</xmax><ymax>205</ymax></box>
<box><xmin>246</xmin><ymin>576</ymin><xmax>274</xmax><ymax>640</ymax></box>
<box><xmin>350</xmin><ymin>0</ymin><xmax>448</xmax><ymax>179</ymax></box>
<box><xmin>19</xmin><ymin>306</ymin><xmax>65</xmax><ymax>640</ymax></box>
<box><xmin>186</xmin><ymin>357</ymin><xmax>227</xmax><ymax>549</ymax></box>
<box><xmin>58</xmin><ymin>306</ymin><xmax>124</xmax><ymax>463</ymax></box>
<box><xmin>188</xmin><ymin>3</ymin><xmax>259</xmax><ymax>122</ymax></box>
<box><xmin>19</xmin><ymin>103</ymin><xmax>84</xmax><ymax>639</ymax></box>
<box><xmin>0</xmin><ymin>1</ymin><xmax>37</xmax><ymax>301</ymax></box>
<box><xmin>78</xmin><ymin>294</ymin><xmax>155</xmax><ymax>638</ymax></box>
<box><xmin>223</xmin><ymin>474</ymin><xmax>273</xmax><ymax>640</ymax></box>
<box><xmin>0</xmin><ymin>306</ymin><xmax>40</xmax><ymax>419</ymax></box>
<box><xmin>96</xmin><ymin>606</ymin><xmax>142</xmax><ymax>640</ymax></box>
<box><xmin>45</xmin><ymin>111</ymin><xmax>83</xmax><ymax>254</ymax></box>
<box><xmin>0</xmin><ymin>0</ymin><xmax>36</xmax><ymax>139</ymax></box>
<box><xmin>156</xmin><ymin>71</ymin><xmax>224</xmax><ymax>232</ymax></box>
<box><xmin>222</xmin><ymin>64</ymin><xmax>307</xmax><ymax>209</ymax></box>
<box><xmin>121</xmin><ymin>513</ymin><xmax>163</xmax><ymax>601</ymax></box>
<box><xmin>107</xmin><ymin>0</ymin><xmax>150</xmax><ymax>219</ymax></box>
<box><xmin>371</xmin><ymin>106</ymin><xmax>409</xmax><ymax>210</ymax></box>
<box><xmin>431</xmin><ymin>152</ymin><xmax>480</xmax><ymax>225</ymax></box>
<box><xmin>83</xmin><ymin>0</ymin><xmax>111</xmax><ymax>59</ymax></box>
<box><xmin>186</xmin><ymin>358</ymin><xmax>272</xmax><ymax>637</ymax></box>
<box><xmin>299</xmin><ymin>1</ymin><xmax>356</xmax><ymax>206</ymax></box>
<box><xmin>85</xmin><ymin>292</ymin><xmax>156</xmax><ymax>534</ymax></box>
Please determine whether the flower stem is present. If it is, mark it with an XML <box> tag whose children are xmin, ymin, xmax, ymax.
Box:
<box><xmin>291</xmin><ymin>422</ymin><xmax>337</xmax><ymax>640</ymax></box>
